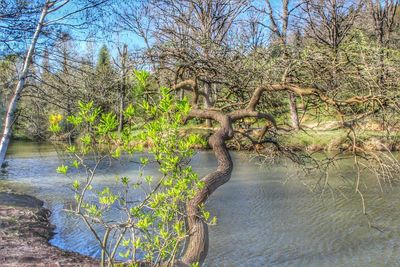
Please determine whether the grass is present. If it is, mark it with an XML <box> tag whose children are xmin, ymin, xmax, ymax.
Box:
<box><xmin>280</xmin><ymin>128</ymin><xmax>400</xmax><ymax>151</ymax></box>
<box><xmin>281</xmin><ymin>129</ymin><xmax>348</xmax><ymax>148</ymax></box>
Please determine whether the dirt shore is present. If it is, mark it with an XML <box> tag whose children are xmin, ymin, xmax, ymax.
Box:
<box><xmin>0</xmin><ymin>192</ymin><xmax>98</xmax><ymax>266</ymax></box>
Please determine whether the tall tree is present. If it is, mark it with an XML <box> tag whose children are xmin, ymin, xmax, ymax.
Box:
<box><xmin>265</xmin><ymin>0</ymin><xmax>301</xmax><ymax>129</ymax></box>
<box><xmin>302</xmin><ymin>0</ymin><xmax>363</xmax><ymax>92</ymax></box>
<box><xmin>367</xmin><ymin>0</ymin><xmax>399</xmax><ymax>86</ymax></box>
<box><xmin>0</xmin><ymin>0</ymin><xmax>51</xmax><ymax>166</ymax></box>
<box><xmin>119</xmin><ymin>0</ymin><xmax>248</xmax><ymax>126</ymax></box>
<box><xmin>0</xmin><ymin>0</ymin><xmax>109</xmax><ymax>167</ymax></box>
<box><xmin>96</xmin><ymin>44</ymin><xmax>112</xmax><ymax>72</ymax></box>
<box><xmin>117</xmin><ymin>44</ymin><xmax>128</xmax><ymax>132</ymax></box>
<box><xmin>91</xmin><ymin>44</ymin><xmax>118</xmax><ymax>111</ymax></box>
<box><xmin>172</xmin><ymin>75</ymin><xmax>393</xmax><ymax>265</ymax></box>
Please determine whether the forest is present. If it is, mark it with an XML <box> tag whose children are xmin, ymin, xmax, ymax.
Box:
<box><xmin>1</xmin><ymin>0</ymin><xmax>400</xmax><ymax>266</ymax></box>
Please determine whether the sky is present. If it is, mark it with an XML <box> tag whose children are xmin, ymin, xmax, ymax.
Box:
<box><xmin>2</xmin><ymin>0</ymin><xmax>287</xmax><ymax>61</ymax></box>
<box><xmin>47</xmin><ymin>0</ymin><xmax>285</xmax><ymax>56</ymax></box>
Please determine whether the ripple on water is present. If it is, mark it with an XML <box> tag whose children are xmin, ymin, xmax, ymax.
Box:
<box><xmin>3</xmin><ymin>144</ymin><xmax>400</xmax><ymax>266</ymax></box>
<box><xmin>203</xmin><ymin>153</ymin><xmax>400</xmax><ymax>266</ymax></box>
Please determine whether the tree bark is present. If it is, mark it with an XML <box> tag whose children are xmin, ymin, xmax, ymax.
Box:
<box><xmin>0</xmin><ymin>1</ymin><xmax>49</xmax><ymax>167</ymax></box>
<box><xmin>288</xmin><ymin>92</ymin><xmax>300</xmax><ymax>130</ymax></box>
<box><xmin>203</xmin><ymin>83</ymin><xmax>213</xmax><ymax>128</ymax></box>
<box><xmin>174</xmin><ymin>75</ymin><xmax>386</xmax><ymax>265</ymax></box>
<box><xmin>266</xmin><ymin>0</ymin><xmax>300</xmax><ymax>130</ymax></box>
<box><xmin>118</xmin><ymin>44</ymin><xmax>128</xmax><ymax>133</ymax></box>
<box><xmin>280</xmin><ymin>0</ymin><xmax>299</xmax><ymax>130</ymax></box>
<box><xmin>181</xmin><ymin>111</ymin><xmax>233</xmax><ymax>265</ymax></box>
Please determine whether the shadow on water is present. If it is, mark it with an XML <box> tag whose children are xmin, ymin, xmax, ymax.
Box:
<box><xmin>2</xmin><ymin>141</ymin><xmax>400</xmax><ymax>266</ymax></box>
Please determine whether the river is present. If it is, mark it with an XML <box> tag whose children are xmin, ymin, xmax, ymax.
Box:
<box><xmin>1</xmin><ymin>141</ymin><xmax>400</xmax><ymax>266</ymax></box>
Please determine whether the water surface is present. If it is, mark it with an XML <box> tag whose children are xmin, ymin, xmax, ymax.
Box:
<box><xmin>1</xmin><ymin>141</ymin><xmax>400</xmax><ymax>266</ymax></box>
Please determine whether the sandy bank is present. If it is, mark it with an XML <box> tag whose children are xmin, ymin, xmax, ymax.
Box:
<box><xmin>0</xmin><ymin>192</ymin><xmax>98</xmax><ymax>266</ymax></box>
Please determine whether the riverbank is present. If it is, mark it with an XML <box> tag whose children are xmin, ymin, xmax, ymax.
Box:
<box><xmin>0</xmin><ymin>191</ymin><xmax>98</xmax><ymax>266</ymax></box>
<box><xmin>280</xmin><ymin>128</ymin><xmax>400</xmax><ymax>152</ymax></box>
<box><xmin>184</xmin><ymin>123</ymin><xmax>400</xmax><ymax>152</ymax></box>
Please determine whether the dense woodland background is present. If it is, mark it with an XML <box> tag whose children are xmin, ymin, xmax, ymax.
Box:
<box><xmin>0</xmin><ymin>0</ymin><xmax>398</xmax><ymax>149</ymax></box>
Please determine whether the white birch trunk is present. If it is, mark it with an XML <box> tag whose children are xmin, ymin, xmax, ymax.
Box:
<box><xmin>0</xmin><ymin>2</ymin><xmax>49</xmax><ymax>167</ymax></box>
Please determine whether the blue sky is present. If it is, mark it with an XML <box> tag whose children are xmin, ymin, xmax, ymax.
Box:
<box><xmin>48</xmin><ymin>0</ymin><xmax>285</xmax><ymax>54</ymax></box>
<box><xmin>1</xmin><ymin>0</ymin><xmax>287</xmax><ymax>60</ymax></box>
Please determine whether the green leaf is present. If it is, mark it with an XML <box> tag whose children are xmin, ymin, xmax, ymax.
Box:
<box><xmin>72</xmin><ymin>160</ymin><xmax>80</xmax><ymax>169</ymax></box>
<box><xmin>80</xmin><ymin>134</ymin><xmax>91</xmax><ymax>145</ymax></box>
<box><xmin>73</xmin><ymin>180</ymin><xmax>80</xmax><ymax>190</ymax></box>
<box><xmin>56</xmin><ymin>164</ymin><xmax>68</xmax><ymax>175</ymax></box>
<box><xmin>144</xmin><ymin>175</ymin><xmax>152</xmax><ymax>184</ymax></box>
<box><xmin>66</xmin><ymin>145</ymin><xmax>76</xmax><ymax>153</ymax></box>
<box><xmin>121</xmin><ymin>176</ymin><xmax>129</xmax><ymax>186</ymax></box>
<box><xmin>112</xmin><ymin>147</ymin><xmax>121</xmax><ymax>158</ymax></box>
<box><xmin>124</xmin><ymin>104</ymin><xmax>136</xmax><ymax>118</ymax></box>
<box><xmin>141</xmin><ymin>100</ymin><xmax>150</xmax><ymax>111</ymax></box>
<box><xmin>119</xmin><ymin>249</ymin><xmax>130</xmax><ymax>258</ymax></box>
<box><xmin>140</xmin><ymin>157</ymin><xmax>149</xmax><ymax>165</ymax></box>
<box><xmin>67</xmin><ymin>115</ymin><xmax>82</xmax><ymax>126</ymax></box>
<box><xmin>97</xmin><ymin>112</ymin><xmax>118</xmax><ymax>135</ymax></box>
<box><xmin>210</xmin><ymin>216</ymin><xmax>218</xmax><ymax>225</ymax></box>
<box><xmin>137</xmin><ymin>217</ymin><xmax>152</xmax><ymax>230</ymax></box>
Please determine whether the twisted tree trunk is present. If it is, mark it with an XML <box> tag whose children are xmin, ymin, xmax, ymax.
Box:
<box><xmin>181</xmin><ymin>112</ymin><xmax>234</xmax><ymax>265</ymax></box>
<box><xmin>174</xmin><ymin>77</ymin><xmax>385</xmax><ymax>265</ymax></box>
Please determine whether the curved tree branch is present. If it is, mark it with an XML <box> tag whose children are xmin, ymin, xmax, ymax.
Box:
<box><xmin>177</xmin><ymin>78</ymin><xmax>388</xmax><ymax>266</ymax></box>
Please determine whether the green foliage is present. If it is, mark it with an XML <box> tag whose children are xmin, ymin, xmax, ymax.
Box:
<box><xmin>124</xmin><ymin>103</ymin><xmax>136</xmax><ymax>118</ymax></box>
<box><xmin>48</xmin><ymin>114</ymin><xmax>63</xmax><ymax>133</ymax></box>
<box><xmin>96</xmin><ymin>45</ymin><xmax>112</xmax><ymax>72</ymax></box>
<box><xmin>97</xmin><ymin>112</ymin><xmax>118</xmax><ymax>135</ymax></box>
<box><xmin>56</xmin><ymin>164</ymin><xmax>68</xmax><ymax>175</ymax></box>
<box><xmin>73</xmin><ymin>179</ymin><xmax>80</xmax><ymax>190</ymax></box>
<box><xmin>50</xmin><ymin>71</ymin><xmax>209</xmax><ymax>266</ymax></box>
<box><xmin>132</xmin><ymin>70</ymin><xmax>149</xmax><ymax>98</ymax></box>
